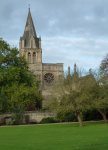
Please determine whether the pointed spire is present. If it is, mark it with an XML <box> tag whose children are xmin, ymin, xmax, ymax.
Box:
<box><xmin>22</xmin><ymin>8</ymin><xmax>37</xmax><ymax>48</ymax></box>
<box><xmin>24</xmin><ymin>8</ymin><xmax>37</xmax><ymax>37</ymax></box>
<box><xmin>28</xmin><ymin>4</ymin><xmax>30</xmax><ymax>12</ymax></box>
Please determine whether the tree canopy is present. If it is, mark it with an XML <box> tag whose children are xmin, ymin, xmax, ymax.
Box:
<box><xmin>0</xmin><ymin>39</ymin><xmax>42</xmax><ymax>112</ymax></box>
<box><xmin>46</xmin><ymin>68</ymin><xmax>93</xmax><ymax>126</ymax></box>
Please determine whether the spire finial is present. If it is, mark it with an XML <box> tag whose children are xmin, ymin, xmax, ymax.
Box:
<box><xmin>28</xmin><ymin>4</ymin><xmax>30</xmax><ymax>11</ymax></box>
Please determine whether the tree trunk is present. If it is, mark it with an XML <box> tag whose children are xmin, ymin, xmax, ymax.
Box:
<box><xmin>77</xmin><ymin>112</ymin><xmax>83</xmax><ymax>126</ymax></box>
<box><xmin>102</xmin><ymin>113</ymin><xmax>107</xmax><ymax>123</ymax></box>
<box><xmin>99</xmin><ymin>111</ymin><xmax>107</xmax><ymax>123</ymax></box>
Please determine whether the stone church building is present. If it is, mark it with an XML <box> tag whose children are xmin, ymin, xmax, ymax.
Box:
<box><xmin>19</xmin><ymin>8</ymin><xmax>64</xmax><ymax>106</ymax></box>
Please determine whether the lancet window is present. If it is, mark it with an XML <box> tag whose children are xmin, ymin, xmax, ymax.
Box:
<box><xmin>33</xmin><ymin>52</ymin><xmax>36</xmax><ymax>63</ymax></box>
<box><xmin>28</xmin><ymin>52</ymin><xmax>31</xmax><ymax>63</ymax></box>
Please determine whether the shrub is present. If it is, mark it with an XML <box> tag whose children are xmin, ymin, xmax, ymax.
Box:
<box><xmin>11</xmin><ymin>106</ymin><xmax>24</xmax><ymax>125</ymax></box>
<box><xmin>82</xmin><ymin>109</ymin><xmax>103</xmax><ymax>121</ymax></box>
<box><xmin>56</xmin><ymin>111</ymin><xmax>78</xmax><ymax>122</ymax></box>
<box><xmin>65</xmin><ymin>113</ymin><xmax>78</xmax><ymax>122</ymax></box>
<box><xmin>40</xmin><ymin>117</ymin><xmax>56</xmax><ymax>124</ymax></box>
<box><xmin>0</xmin><ymin>87</ymin><xmax>9</xmax><ymax>113</ymax></box>
<box><xmin>6</xmin><ymin>118</ymin><xmax>14</xmax><ymax>125</ymax></box>
<box><xmin>56</xmin><ymin>111</ymin><xmax>70</xmax><ymax>122</ymax></box>
<box><xmin>3</xmin><ymin>117</ymin><xmax>13</xmax><ymax>125</ymax></box>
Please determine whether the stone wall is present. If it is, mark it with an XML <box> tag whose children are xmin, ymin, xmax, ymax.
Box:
<box><xmin>0</xmin><ymin>111</ymin><xmax>56</xmax><ymax>124</ymax></box>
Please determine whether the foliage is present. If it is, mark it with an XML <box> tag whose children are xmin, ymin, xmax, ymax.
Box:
<box><xmin>0</xmin><ymin>87</ymin><xmax>9</xmax><ymax>113</ymax></box>
<box><xmin>82</xmin><ymin>109</ymin><xmax>103</xmax><ymax>121</ymax></box>
<box><xmin>40</xmin><ymin>117</ymin><xmax>56</xmax><ymax>124</ymax></box>
<box><xmin>6</xmin><ymin>118</ymin><xmax>14</xmax><ymax>125</ymax></box>
<box><xmin>0</xmin><ymin>39</ymin><xmax>41</xmax><ymax>88</ymax></box>
<box><xmin>86</xmin><ymin>68</ymin><xmax>108</xmax><ymax>123</ymax></box>
<box><xmin>46</xmin><ymin>68</ymin><xmax>92</xmax><ymax>126</ymax></box>
<box><xmin>56</xmin><ymin>109</ymin><xmax>103</xmax><ymax>122</ymax></box>
<box><xmin>100</xmin><ymin>53</ymin><xmax>108</xmax><ymax>73</ymax></box>
<box><xmin>11</xmin><ymin>106</ymin><xmax>24</xmax><ymax>125</ymax></box>
<box><xmin>56</xmin><ymin>111</ymin><xmax>78</xmax><ymax>122</ymax></box>
<box><xmin>0</xmin><ymin>39</ymin><xmax>42</xmax><ymax>112</ymax></box>
<box><xmin>5</xmin><ymin>83</ymin><xmax>42</xmax><ymax>110</ymax></box>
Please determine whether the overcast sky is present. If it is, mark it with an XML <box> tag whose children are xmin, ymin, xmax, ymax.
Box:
<box><xmin>0</xmin><ymin>0</ymin><xmax>108</xmax><ymax>72</ymax></box>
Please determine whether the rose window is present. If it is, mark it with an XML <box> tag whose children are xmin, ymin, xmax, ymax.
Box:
<box><xmin>44</xmin><ymin>73</ymin><xmax>54</xmax><ymax>86</ymax></box>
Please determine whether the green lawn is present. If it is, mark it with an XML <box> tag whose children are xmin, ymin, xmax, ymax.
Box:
<box><xmin>0</xmin><ymin>121</ymin><xmax>108</xmax><ymax>150</ymax></box>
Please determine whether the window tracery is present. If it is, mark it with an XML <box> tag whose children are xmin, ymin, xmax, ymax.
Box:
<box><xmin>44</xmin><ymin>73</ymin><xmax>54</xmax><ymax>86</ymax></box>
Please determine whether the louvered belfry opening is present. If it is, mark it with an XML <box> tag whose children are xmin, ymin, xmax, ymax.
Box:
<box><xmin>33</xmin><ymin>52</ymin><xmax>36</xmax><ymax>63</ymax></box>
<box><xmin>28</xmin><ymin>52</ymin><xmax>31</xmax><ymax>63</ymax></box>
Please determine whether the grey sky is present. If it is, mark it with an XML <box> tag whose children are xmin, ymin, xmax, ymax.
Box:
<box><xmin>0</xmin><ymin>0</ymin><xmax>108</xmax><ymax>72</ymax></box>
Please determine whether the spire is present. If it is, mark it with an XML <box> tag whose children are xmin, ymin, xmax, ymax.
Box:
<box><xmin>19</xmin><ymin>8</ymin><xmax>41</xmax><ymax>49</ymax></box>
<box><xmin>22</xmin><ymin>8</ymin><xmax>37</xmax><ymax>47</ymax></box>
<box><xmin>24</xmin><ymin>8</ymin><xmax>37</xmax><ymax>38</ymax></box>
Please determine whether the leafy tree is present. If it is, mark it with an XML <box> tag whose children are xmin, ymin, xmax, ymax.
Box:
<box><xmin>5</xmin><ymin>83</ymin><xmax>42</xmax><ymax>110</ymax></box>
<box><xmin>0</xmin><ymin>39</ymin><xmax>39</xmax><ymax>88</ymax></box>
<box><xmin>0</xmin><ymin>87</ymin><xmax>9</xmax><ymax>114</ymax></box>
<box><xmin>100</xmin><ymin>54</ymin><xmax>108</xmax><ymax>72</ymax></box>
<box><xmin>46</xmin><ymin>68</ymin><xmax>91</xmax><ymax>126</ymax></box>
<box><xmin>0</xmin><ymin>39</ymin><xmax>42</xmax><ymax>111</ymax></box>
<box><xmin>86</xmin><ymin>69</ymin><xmax>108</xmax><ymax>123</ymax></box>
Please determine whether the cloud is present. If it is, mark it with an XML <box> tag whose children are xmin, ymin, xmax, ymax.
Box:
<box><xmin>0</xmin><ymin>0</ymin><xmax>108</xmax><ymax>72</ymax></box>
<box><xmin>42</xmin><ymin>36</ymin><xmax>107</xmax><ymax>71</ymax></box>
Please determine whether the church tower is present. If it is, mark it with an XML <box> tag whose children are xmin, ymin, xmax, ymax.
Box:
<box><xmin>19</xmin><ymin>8</ymin><xmax>42</xmax><ymax>88</ymax></box>
<box><xmin>19</xmin><ymin>8</ymin><xmax>64</xmax><ymax>107</ymax></box>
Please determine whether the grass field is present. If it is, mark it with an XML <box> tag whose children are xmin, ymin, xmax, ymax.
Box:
<box><xmin>0</xmin><ymin>121</ymin><xmax>108</xmax><ymax>150</ymax></box>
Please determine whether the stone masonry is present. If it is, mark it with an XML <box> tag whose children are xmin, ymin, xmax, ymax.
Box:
<box><xmin>19</xmin><ymin>8</ymin><xmax>64</xmax><ymax>107</ymax></box>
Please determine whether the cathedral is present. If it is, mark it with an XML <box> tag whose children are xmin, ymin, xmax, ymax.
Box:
<box><xmin>19</xmin><ymin>8</ymin><xmax>64</xmax><ymax>106</ymax></box>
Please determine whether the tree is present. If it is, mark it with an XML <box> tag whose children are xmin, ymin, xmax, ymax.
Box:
<box><xmin>5</xmin><ymin>83</ymin><xmax>42</xmax><ymax>110</ymax></box>
<box><xmin>0</xmin><ymin>39</ymin><xmax>39</xmax><ymax>88</ymax></box>
<box><xmin>86</xmin><ymin>69</ymin><xmax>108</xmax><ymax>123</ymax></box>
<box><xmin>100</xmin><ymin>54</ymin><xmax>108</xmax><ymax>72</ymax></box>
<box><xmin>0</xmin><ymin>39</ymin><xmax>42</xmax><ymax>111</ymax></box>
<box><xmin>86</xmin><ymin>54</ymin><xmax>108</xmax><ymax>123</ymax></box>
<box><xmin>46</xmin><ymin>68</ymin><xmax>91</xmax><ymax>126</ymax></box>
<box><xmin>0</xmin><ymin>86</ymin><xmax>9</xmax><ymax>114</ymax></box>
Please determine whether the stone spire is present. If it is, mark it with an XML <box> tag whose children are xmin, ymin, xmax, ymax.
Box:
<box><xmin>23</xmin><ymin>7</ymin><xmax>37</xmax><ymax>39</ymax></box>
<box><xmin>19</xmin><ymin>8</ymin><xmax>41</xmax><ymax>49</ymax></box>
<box><xmin>22</xmin><ymin>8</ymin><xmax>37</xmax><ymax>48</ymax></box>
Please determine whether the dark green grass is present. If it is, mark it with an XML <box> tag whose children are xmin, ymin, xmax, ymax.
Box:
<box><xmin>0</xmin><ymin>121</ymin><xmax>108</xmax><ymax>150</ymax></box>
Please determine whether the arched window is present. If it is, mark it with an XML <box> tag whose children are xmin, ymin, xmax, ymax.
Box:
<box><xmin>28</xmin><ymin>52</ymin><xmax>31</xmax><ymax>63</ymax></box>
<box><xmin>33</xmin><ymin>52</ymin><xmax>36</xmax><ymax>63</ymax></box>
